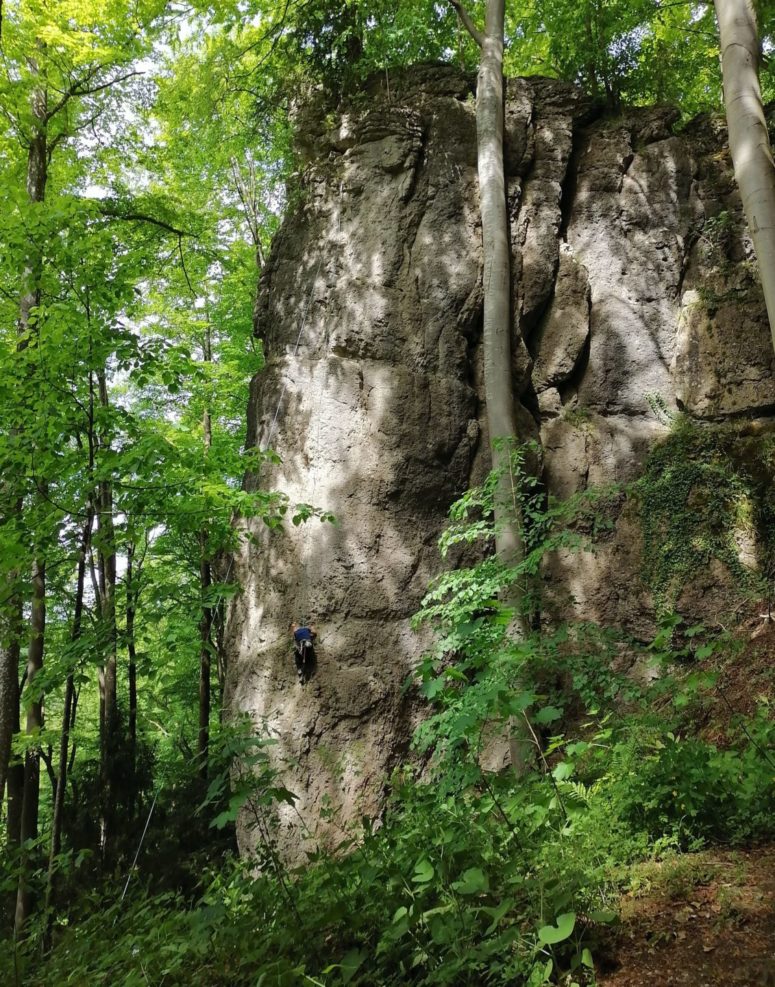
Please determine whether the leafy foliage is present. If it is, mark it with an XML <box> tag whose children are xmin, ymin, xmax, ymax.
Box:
<box><xmin>2</xmin><ymin>1</ymin><xmax>775</xmax><ymax>983</ymax></box>
<box><xmin>15</xmin><ymin>457</ymin><xmax>775</xmax><ymax>986</ymax></box>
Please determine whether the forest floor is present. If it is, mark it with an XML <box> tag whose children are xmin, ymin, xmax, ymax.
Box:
<box><xmin>597</xmin><ymin>846</ymin><xmax>775</xmax><ymax>986</ymax></box>
<box><xmin>596</xmin><ymin>610</ymin><xmax>775</xmax><ymax>985</ymax></box>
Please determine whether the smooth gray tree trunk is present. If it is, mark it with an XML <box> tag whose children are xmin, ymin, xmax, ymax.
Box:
<box><xmin>451</xmin><ymin>0</ymin><xmax>533</xmax><ymax>774</ymax></box>
<box><xmin>476</xmin><ymin>1</ymin><xmax>526</xmax><ymax>582</ymax></box>
<box><xmin>714</xmin><ymin>0</ymin><xmax>775</xmax><ymax>351</ymax></box>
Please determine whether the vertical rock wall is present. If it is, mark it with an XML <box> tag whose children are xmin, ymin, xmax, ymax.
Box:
<box><xmin>224</xmin><ymin>66</ymin><xmax>775</xmax><ymax>859</ymax></box>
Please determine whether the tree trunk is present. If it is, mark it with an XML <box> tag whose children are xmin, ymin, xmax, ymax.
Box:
<box><xmin>198</xmin><ymin>548</ymin><xmax>213</xmax><ymax>780</ymax></box>
<box><xmin>198</xmin><ymin>326</ymin><xmax>213</xmax><ymax>780</ymax></box>
<box><xmin>6</xmin><ymin>665</ymin><xmax>23</xmax><ymax>849</ymax></box>
<box><xmin>126</xmin><ymin>543</ymin><xmax>138</xmax><ymax>788</ymax></box>
<box><xmin>43</xmin><ymin>512</ymin><xmax>92</xmax><ymax>944</ymax></box>
<box><xmin>714</xmin><ymin>0</ymin><xmax>775</xmax><ymax>351</ymax></box>
<box><xmin>583</xmin><ymin>5</ymin><xmax>599</xmax><ymax>100</ymax></box>
<box><xmin>476</xmin><ymin>1</ymin><xmax>525</xmax><ymax>577</ymax></box>
<box><xmin>1</xmin><ymin>53</ymin><xmax>45</xmax><ymax>823</ymax></box>
<box><xmin>96</xmin><ymin>368</ymin><xmax>118</xmax><ymax>859</ymax></box>
<box><xmin>0</xmin><ymin>592</ymin><xmax>22</xmax><ymax>807</ymax></box>
<box><xmin>14</xmin><ymin>558</ymin><xmax>46</xmax><ymax>934</ymax></box>
<box><xmin>13</xmin><ymin>64</ymin><xmax>49</xmax><ymax>934</ymax></box>
<box><xmin>452</xmin><ymin>0</ymin><xmax>533</xmax><ymax>773</ymax></box>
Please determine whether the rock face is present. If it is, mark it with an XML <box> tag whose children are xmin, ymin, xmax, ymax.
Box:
<box><xmin>224</xmin><ymin>66</ymin><xmax>774</xmax><ymax>859</ymax></box>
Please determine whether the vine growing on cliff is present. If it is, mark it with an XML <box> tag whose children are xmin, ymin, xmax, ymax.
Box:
<box><xmin>636</xmin><ymin>416</ymin><xmax>775</xmax><ymax>615</ymax></box>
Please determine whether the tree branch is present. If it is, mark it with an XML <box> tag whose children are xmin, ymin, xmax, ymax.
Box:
<box><xmin>448</xmin><ymin>0</ymin><xmax>484</xmax><ymax>48</ymax></box>
<box><xmin>45</xmin><ymin>68</ymin><xmax>142</xmax><ymax>123</ymax></box>
<box><xmin>178</xmin><ymin>235</ymin><xmax>196</xmax><ymax>295</ymax></box>
<box><xmin>98</xmin><ymin>207</ymin><xmax>195</xmax><ymax>238</ymax></box>
<box><xmin>40</xmin><ymin>745</ymin><xmax>57</xmax><ymax>792</ymax></box>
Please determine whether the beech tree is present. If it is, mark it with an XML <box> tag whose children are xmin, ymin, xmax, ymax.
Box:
<box><xmin>714</xmin><ymin>0</ymin><xmax>775</xmax><ymax>351</ymax></box>
<box><xmin>449</xmin><ymin>0</ymin><xmax>534</xmax><ymax>774</ymax></box>
<box><xmin>448</xmin><ymin>0</ymin><xmax>523</xmax><ymax>579</ymax></box>
<box><xmin>0</xmin><ymin>0</ymin><xmax>167</xmax><ymax>929</ymax></box>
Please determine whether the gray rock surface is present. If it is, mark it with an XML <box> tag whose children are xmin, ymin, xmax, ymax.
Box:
<box><xmin>225</xmin><ymin>66</ymin><xmax>774</xmax><ymax>861</ymax></box>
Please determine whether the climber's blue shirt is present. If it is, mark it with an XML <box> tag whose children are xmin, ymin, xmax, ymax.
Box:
<box><xmin>294</xmin><ymin>626</ymin><xmax>314</xmax><ymax>643</ymax></box>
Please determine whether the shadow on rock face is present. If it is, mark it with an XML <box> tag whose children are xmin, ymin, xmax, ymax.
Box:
<box><xmin>224</xmin><ymin>66</ymin><xmax>775</xmax><ymax>863</ymax></box>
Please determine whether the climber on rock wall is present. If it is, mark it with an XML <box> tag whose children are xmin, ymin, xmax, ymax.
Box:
<box><xmin>290</xmin><ymin>622</ymin><xmax>316</xmax><ymax>684</ymax></box>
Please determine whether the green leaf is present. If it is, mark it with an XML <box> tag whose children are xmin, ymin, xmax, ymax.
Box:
<box><xmin>481</xmin><ymin>897</ymin><xmax>513</xmax><ymax>933</ymax></box>
<box><xmin>451</xmin><ymin>867</ymin><xmax>489</xmax><ymax>895</ymax></box>
<box><xmin>589</xmin><ymin>909</ymin><xmax>618</xmax><ymax>924</ymax></box>
<box><xmin>538</xmin><ymin>911</ymin><xmax>576</xmax><ymax>944</ymax></box>
<box><xmin>534</xmin><ymin>705</ymin><xmax>562</xmax><ymax>725</ymax></box>
<box><xmin>412</xmin><ymin>858</ymin><xmax>434</xmax><ymax>884</ymax></box>
<box><xmin>340</xmin><ymin>948</ymin><xmax>366</xmax><ymax>984</ymax></box>
<box><xmin>552</xmin><ymin>761</ymin><xmax>574</xmax><ymax>781</ymax></box>
<box><xmin>526</xmin><ymin>958</ymin><xmax>553</xmax><ymax>986</ymax></box>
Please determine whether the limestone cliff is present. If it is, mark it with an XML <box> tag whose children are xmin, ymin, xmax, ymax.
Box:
<box><xmin>224</xmin><ymin>66</ymin><xmax>774</xmax><ymax>859</ymax></box>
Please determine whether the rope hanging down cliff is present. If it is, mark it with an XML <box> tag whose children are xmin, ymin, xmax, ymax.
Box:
<box><xmin>261</xmin><ymin>186</ymin><xmax>344</xmax><ymax>620</ymax></box>
<box><xmin>262</xmin><ymin>255</ymin><xmax>325</xmax><ymax>452</ymax></box>
<box><xmin>263</xmin><ymin>181</ymin><xmax>342</xmax><ymax>450</ymax></box>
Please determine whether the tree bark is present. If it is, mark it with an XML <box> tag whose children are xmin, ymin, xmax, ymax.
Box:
<box><xmin>126</xmin><ymin>542</ymin><xmax>138</xmax><ymax>787</ymax></box>
<box><xmin>198</xmin><ymin>546</ymin><xmax>213</xmax><ymax>780</ymax></box>
<box><xmin>96</xmin><ymin>368</ymin><xmax>118</xmax><ymax>859</ymax></box>
<box><xmin>714</xmin><ymin>0</ymin><xmax>775</xmax><ymax>351</ymax></box>
<box><xmin>44</xmin><ymin>512</ymin><xmax>92</xmax><ymax>946</ymax></box>
<box><xmin>4</xmin><ymin>79</ymin><xmax>47</xmax><ymax>856</ymax></box>
<box><xmin>452</xmin><ymin>0</ymin><xmax>533</xmax><ymax>774</ymax></box>
<box><xmin>0</xmin><ymin>593</ymin><xmax>22</xmax><ymax>808</ymax></box>
<box><xmin>6</xmin><ymin>662</ymin><xmax>23</xmax><ymax>849</ymax></box>
<box><xmin>14</xmin><ymin>557</ymin><xmax>46</xmax><ymax>934</ymax></box>
<box><xmin>198</xmin><ymin>326</ymin><xmax>213</xmax><ymax>780</ymax></box>
<box><xmin>476</xmin><ymin>1</ymin><xmax>526</xmax><ymax>578</ymax></box>
<box><xmin>13</xmin><ymin>60</ymin><xmax>49</xmax><ymax>934</ymax></box>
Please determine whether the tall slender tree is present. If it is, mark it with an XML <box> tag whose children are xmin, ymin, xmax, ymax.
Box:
<box><xmin>714</xmin><ymin>0</ymin><xmax>775</xmax><ymax>350</ymax></box>
<box><xmin>198</xmin><ymin>322</ymin><xmax>214</xmax><ymax>781</ymax></box>
<box><xmin>44</xmin><ymin>509</ymin><xmax>93</xmax><ymax>947</ymax></box>
<box><xmin>13</xmin><ymin>36</ymin><xmax>50</xmax><ymax>935</ymax></box>
<box><xmin>95</xmin><ymin>362</ymin><xmax>119</xmax><ymax>856</ymax></box>
<box><xmin>14</xmin><ymin>558</ymin><xmax>45</xmax><ymax>932</ymax></box>
<box><xmin>449</xmin><ymin>0</ymin><xmax>533</xmax><ymax>773</ymax></box>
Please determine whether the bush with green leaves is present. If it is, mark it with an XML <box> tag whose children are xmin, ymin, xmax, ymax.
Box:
<box><xmin>16</xmin><ymin>450</ymin><xmax>775</xmax><ymax>987</ymax></box>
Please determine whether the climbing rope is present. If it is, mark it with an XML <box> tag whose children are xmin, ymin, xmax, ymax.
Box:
<box><xmin>221</xmin><ymin>186</ymin><xmax>344</xmax><ymax>635</ymax></box>
<box><xmin>114</xmin><ymin>198</ymin><xmax>340</xmax><ymax>917</ymax></box>
<box><xmin>263</xmin><ymin>255</ymin><xmax>325</xmax><ymax>452</ymax></box>
<box><xmin>264</xmin><ymin>181</ymin><xmax>342</xmax><ymax>452</ymax></box>
<box><xmin>114</xmin><ymin>787</ymin><xmax>159</xmax><ymax>918</ymax></box>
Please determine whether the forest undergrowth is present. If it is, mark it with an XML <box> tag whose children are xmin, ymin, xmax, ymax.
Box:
<box><xmin>4</xmin><ymin>2</ymin><xmax>775</xmax><ymax>984</ymax></box>
<box><xmin>9</xmin><ymin>448</ymin><xmax>775</xmax><ymax>987</ymax></box>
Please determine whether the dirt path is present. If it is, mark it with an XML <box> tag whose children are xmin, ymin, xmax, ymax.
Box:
<box><xmin>597</xmin><ymin>847</ymin><xmax>775</xmax><ymax>986</ymax></box>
